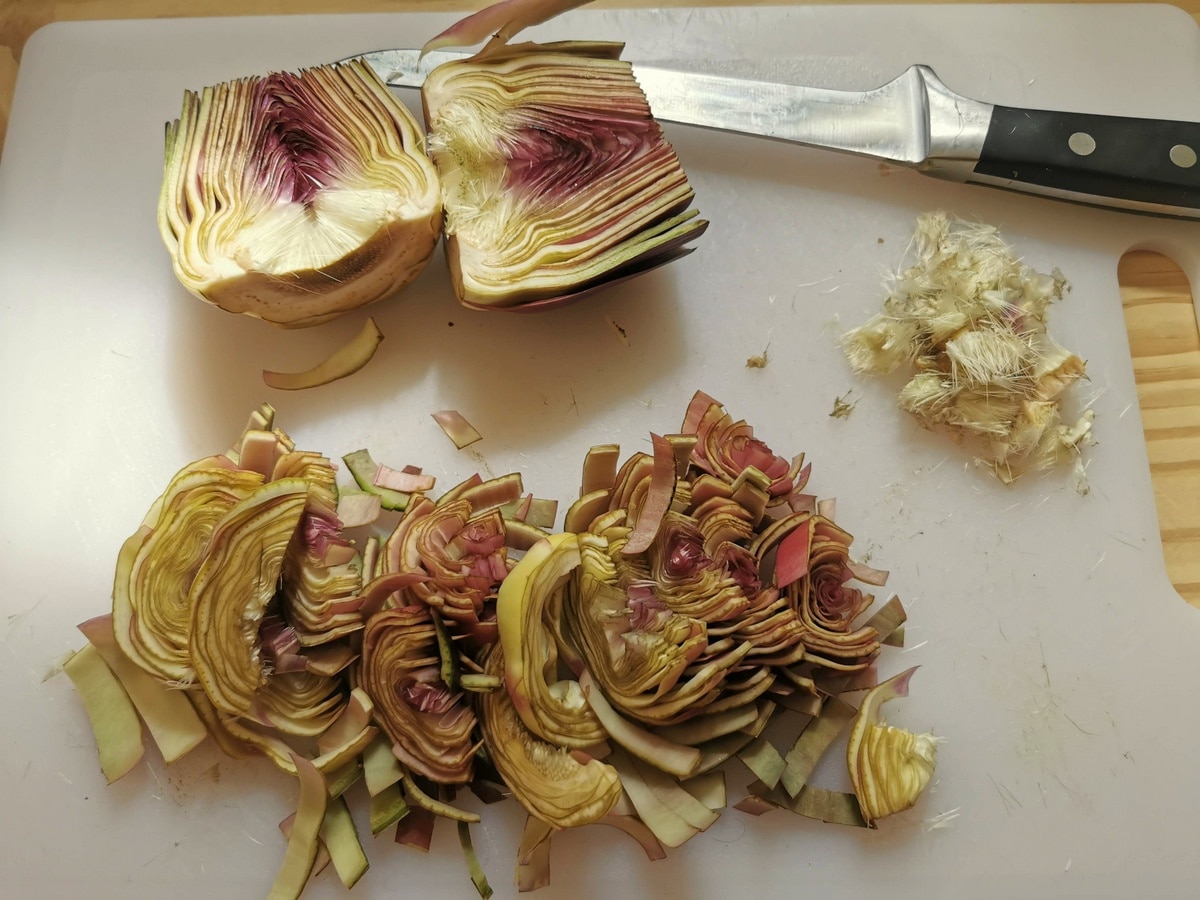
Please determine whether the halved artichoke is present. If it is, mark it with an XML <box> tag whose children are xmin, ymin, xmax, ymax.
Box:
<box><xmin>423</xmin><ymin>43</ymin><xmax>708</xmax><ymax>310</ymax></box>
<box><xmin>158</xmin><ymin>59</ymin><xmax>443</xmax><ymax>328</ymax></box>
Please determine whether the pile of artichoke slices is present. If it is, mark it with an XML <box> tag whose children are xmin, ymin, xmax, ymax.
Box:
<box><xmin>66</xmin><ymin>392</ymin><xmax>938</xmax><ymax>898</ymax></box>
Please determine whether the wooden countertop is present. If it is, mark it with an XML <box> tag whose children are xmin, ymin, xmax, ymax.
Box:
<box><xmin>2</xmin><ymin>1</ymin><xmax>1198</xmax><ymax>605</ymax></box>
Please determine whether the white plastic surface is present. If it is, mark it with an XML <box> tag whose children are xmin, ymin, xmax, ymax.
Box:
<box><xmin>2</xmin><ymin>5</ymin><xmax>1199</xmax><ymax>899</ymax></box>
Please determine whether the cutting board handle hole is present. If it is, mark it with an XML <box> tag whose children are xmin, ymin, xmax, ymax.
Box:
<box><xmin>1118</xmin><ymin>250</ymin><xmax>1200</xmax><ymax>608</ymax></box>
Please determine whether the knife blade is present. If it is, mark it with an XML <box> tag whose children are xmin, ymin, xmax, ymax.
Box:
<box><xmin>353</xmin><ymin>48</ymin><xmax>1200</xmax><ymax>222</ymax></box>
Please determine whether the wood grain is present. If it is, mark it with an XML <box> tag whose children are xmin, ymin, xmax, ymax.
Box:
<box><xmin>2</xmin><ymin>1</ymin><xmax>1197</xmax><ymax>605</ymax></box>
<box><xmin>1120</xmin><ymin>251</ymin><xmax>1200</xmax><ymax>605</ymax></box>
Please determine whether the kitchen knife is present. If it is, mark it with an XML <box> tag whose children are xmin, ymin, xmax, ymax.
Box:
<box><xmin>354</xmin><ymin>48</ymin><xmax>1200</xmax><ymax>221</ymax></box>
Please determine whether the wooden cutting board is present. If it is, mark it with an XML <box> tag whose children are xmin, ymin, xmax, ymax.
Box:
<box><xmin>1</xmin><ymin>5</ymin><xmax>1198</xmax><ymax>899</ymax></box>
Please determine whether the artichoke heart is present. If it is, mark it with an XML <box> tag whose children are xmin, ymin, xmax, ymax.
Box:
<box><xmin>422</xmin><ymin>43</ymin><xmax>708</xmax><ymax>310</ymax></box>
<box><xmin>158</xmin><ymin>59</ymin><xmax>443</xmax><ymax>328</ymax></box>
<box><xmin>479</xmin><ymin>645</ymin><xmax>620</xmax><ymax>829</ymax></box>
<box><xmin>189</xmin><ymin>478</ymin><xmax>310</xmax><ymax>716</ymax></box>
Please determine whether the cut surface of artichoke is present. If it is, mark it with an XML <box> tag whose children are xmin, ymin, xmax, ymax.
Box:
<box><xmin>189</xmin><ymin>479</ymin><xmax>309</xmax><ymax>716</ymax></box>
<box><xmin>478</xmin><ymin>646</ymin><xmax>621</xmax><ymax>828</ymax></box>
<box><xmin>158</xmin><ymin>59</ymin><xmax>443</xmax><ymax>328</ymax></box>
<box><xmin>423</xmin><ymin>44</ymin><xmax>708</xmax><ymax>309</ymax></box>
<box><xmin>112</xmin><ymin>462</ymin><xmax>264</xmax><ymax>685</ymax></box>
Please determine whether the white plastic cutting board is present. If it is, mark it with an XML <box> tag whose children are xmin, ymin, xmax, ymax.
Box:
<box><xmin>2</xmin><ymin>5</ymin><xmax>1199</xmax><ymax>899</ymax></box>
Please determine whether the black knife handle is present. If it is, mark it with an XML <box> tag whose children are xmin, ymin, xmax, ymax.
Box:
<box><xmin>973</xmin><ymin>106</ymin><xmax>1200</xmax><ymax>211</ymax></box>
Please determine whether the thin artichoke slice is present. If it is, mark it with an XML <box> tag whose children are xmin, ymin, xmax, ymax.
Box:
<box><xmin>846</xmin><ymin>667</ymin><xmax>939</xmax><ymax>826</ymax></box>
<box><xmin>496</xmin><ymin>532</ymin><xmax>606</xmax><ymax>747</ymax></box>
<box><xmin>112</xmin><ymin>462</ymin><xmax>264</xmax><ymax>685</ymax></box>
<box><xmin>158</xmin><ymin>60</ymin><xmax>443</xmax><ymax>328</ymax></box>
<box><xmin>254</xmin><ymin>670</ymin><xmax>348</xmax><ymax>737</ymax></box>
<box><xmin>423</xmin><ymin>45</ymin><xmax>707</xmax><ymax>310</ymax></box>
<box><xmin>360</xmin><ymin>606</ymin><xmax>478</xmax><ymax>784</ymax></box>
<box><xmin>478</xmin><ymin>646</ymin><xmax>621</xmax><ymax>829</ymax></box>
<box><xmin>189</xmin><ymin>478</ymin><xmax>310</xmax><ymax>716</ymax></box>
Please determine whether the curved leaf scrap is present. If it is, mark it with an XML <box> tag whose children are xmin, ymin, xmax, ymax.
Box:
<box><xmin>579</xmin><ymin>669</ymin><xmax>700</xmax><ymax>779</ymax></box>
<box><xmin>622</xmin><ymin>433</ymin><xmax>677</xmax><ymax>555</ymax></box>
<box><xmin>422</xmin><ymin>0</ymin><xmax>593</xmax><ymax>55</ymax></box>
<box><xmin>605</xmin><ymin>747</ymin><xmax>718</xmax><ymax>849</ymax></box>
<box><xmin>262</xmin><ymin>317</ymin><xmax>384</xmax><ymax>391</ymax></box>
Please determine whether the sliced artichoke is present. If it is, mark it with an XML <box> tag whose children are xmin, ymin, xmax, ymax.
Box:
<box><xmin>478</xmin><ymin>645</ymin><xmax>620</xmax><ymax>828</ymax></box>
<box><xmin>495</xmin><ymin>532</ymin><xmax>606</xmax><ymax>748</ymax></box>
<box><xmin>158</xmin><ymin>59</ymin><xmax>443</xmax><ymax>328</ymax></box>
<box><xmin>189</xmin><ymin>478</ymin><xmax>309</xmax><ymax>716</ymax></box>
<box><xmin>564</xmin><ymin>530</ymin><xmax>743</xmax><ymax>727</ymax></box>
<box><xmin>359</xmin><ymin>605</ymin><xmax>477</xmax><ymax>784</ymax></box>
<box><xmin>112</xmin><ymin>460</ymin><xmax>263</xmax><ymax>685</ymax></box>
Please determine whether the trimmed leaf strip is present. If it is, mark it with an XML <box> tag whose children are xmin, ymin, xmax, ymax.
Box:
<box><xmin>516</xmin><ymin>816</ymin><xmax>554</xmax><ymax>892</ymax></box>
<box><xmin>737</xmin><ymin>735</ymin><xmax>787</xmax><ymax>790</ymax></box>
<box><xmin>321</xmin><ymin>795</ymin><xmax>370</xmax><ymax>889</ymax></box>
<box><xmin>742</xmin><ymin>781</ymin><xmax>867</xmax><ymax>828</ymax></box>
<box><xmin>63</xmin><ymin>644</ymin><xmax>145</xmax><ymax>784</ymax></box>
<box><xmin>77</xmin><ymin>615</ymin><xmax>207</xmax><ymax>764</ymax></box>
<box><xmin>781</xmin><ymin>697</ymin><xmax>857</xmax><ymax>798</ymax></box>
<box><xmin>267</xmin><ymin>754</ymin><xmax>328</xmax><ymax>900</ymax></box>
<box><xmin>433</xmin><ymin>410</ymin><xmax>484</xmax><ymax>449</ymax></box>
<box><xmin>458</xmin><ymin>821</ymin><xmax>494</xmax><ymax>899</ymax></box>
<box><xmin>370</xmin><ymin>783</ymin><xmax>411</xmax><ymax>835</ymax></box>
